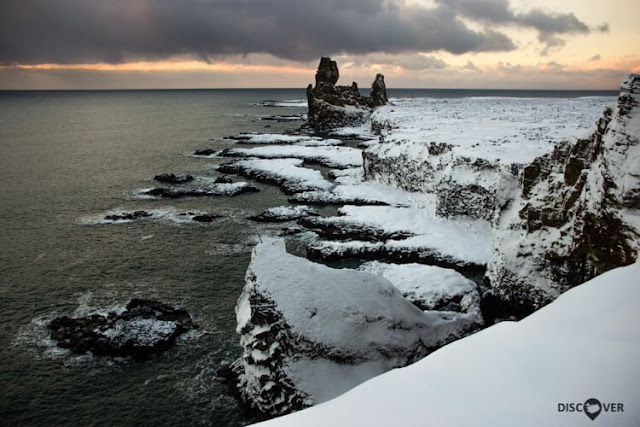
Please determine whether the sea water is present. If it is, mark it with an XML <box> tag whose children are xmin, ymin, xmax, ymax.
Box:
<box><xmin>0</xmin><ymin>88</ymin><xmax>617</xmax><ymax>426</ymax></box>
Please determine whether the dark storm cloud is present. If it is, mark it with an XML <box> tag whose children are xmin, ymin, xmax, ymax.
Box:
<box><xmin>0</xmin><ymin>0</ymin><xmax>517</xmax><ymax>65</ymax></box>
<box><xmin>435</xmin><ymin>0</ymin><xmax>606</xmax><ymax>54</ymax></box>
<box><xmin>0</xmin><ymin>0</ymin><xmax>604</xmax><ymax>65</ymax></box>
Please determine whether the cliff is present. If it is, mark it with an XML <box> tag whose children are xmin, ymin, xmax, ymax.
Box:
<box><xmin>232</xmin><ymin>239</ymin><xmax>482</xmax><ymax>417</ymax></box>
<box><xmin>251</xmin><ymin>261</ymin><xmax>640</xmax><ymax>427</ymax></box>
<box><xmin>229</xmin><ymin>71</ymin><xmax>639</xmax><ymax>421</ymax></box>
<box><xmin>484</xmin><ymin>74</ymin><xmax>640</xmax><ymax>321</ymax></box>
<box><xmin>306</xmin><ymin>57</ymin><xmax>387</xmax><ymax>131</ymax></box>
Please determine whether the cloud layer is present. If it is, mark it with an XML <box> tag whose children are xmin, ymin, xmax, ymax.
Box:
<box><xmin>0</xmin><ymin>0</ymin><xmax>601</xmax><ymax>65</ymax></box>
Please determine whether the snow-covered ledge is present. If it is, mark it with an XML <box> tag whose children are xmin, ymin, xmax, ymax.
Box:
<box><xmin>232</xmin><ymin>238</ymin><xmax>482</xmax><ymax>416</ymax></box>
<box><xmin>253</xmin><ymin>261</ymin><xmax>640</xmax><ymax>426</ymax></box>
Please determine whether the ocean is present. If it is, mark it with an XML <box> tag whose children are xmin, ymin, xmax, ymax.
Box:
<box><xmin>0</xmin><ymin>88</ymin><xmax>618</xmax><ymax>426</ymax></box>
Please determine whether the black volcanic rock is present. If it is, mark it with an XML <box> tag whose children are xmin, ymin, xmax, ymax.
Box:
<box><xmin>104</xmin><ymin>211</ymin><xmax>153</xmax><ymax>222</ymax></box>
<box><xmin>370</xmin><ymin>73</ymin><xmax>388</xmax><ymax>107</ymax></box>
<box><xmin>214</xmin><ymin>175</ymin><xmax>233</xmax><ymax>184</ymax></box>
<box><xmin>191</xmin><ymin>213</ymin><xmax>220</xmax><ymax>223</ymax></box>
<box><xmin>249</xmin><ymin>205</ymin><xmax>319</xmax><ymax>222</ymax></box>
<box><xmin>194</xmin><ymin>149</ymin><xmax>218</xmax><ymax>156</ymax></box>
<box><xmin>154</xmin><ymin>173</ymin><xmax>194</xmax><ymax>184</ymax></box>
<box><xmin>306</xmin><ymin>57</ymin><xmax>388</xmax><ymax>131</ymax></box>
<box><xmin>48</xmin><ymin>299</ymin><xmax>197</xmax><ymax>361</ymax></box>
<box><xmin>142</xmin><ymin>182</ymin><xmax>259</xmax><ymax>198</ymax></box>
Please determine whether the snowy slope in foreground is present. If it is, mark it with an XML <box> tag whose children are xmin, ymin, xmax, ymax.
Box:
<box><xmin>255</xmin><ymin>261</ymin><xmax>640</xmax><ymax>426</ymax></box>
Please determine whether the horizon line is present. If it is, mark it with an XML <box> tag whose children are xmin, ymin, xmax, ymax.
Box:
<box><xmin>0</xmin><ymin>87</ymin><xmax>621</xmax><ymax>92</ymax></box>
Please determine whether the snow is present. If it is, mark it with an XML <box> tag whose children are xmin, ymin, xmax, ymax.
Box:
<box><xmin>296</xmin><ymin>138</ymin><xmax>344</xmax><ymax>147</ymax></box>
<box><xmin>239</xmin><ymin>239</ymin><xmax>433</xmax><ymax>352</ymax></box>
<box><xmin>253</xmin><ymin>261</ymin><xmax>640</xmax><ymax>427</ymax></box>
<box><xmin>223</xmin><ymin>145</ymin><xmax>363</xmax><ymax>169</ymax></box>
<box><xmin>235</xmin><ymin>239</ymin><xmax>489</xmax><ymax>412</ymax></box>
<box><xmin>358</xmin><ymin>261</ymin><xmax>480</xmax><ymax>311</ymax></box>
<box><xmin>370</xmin><ymin>96</ymin><xmax>612</xmax><ymax>164</ymax></box>
<box><xmin>230</xmin><ymin>133</ymin><xmax>320</xmax><ymax>144</ymax></box>
<box><xmin>328</xmin><ymin>124</ymin><xmax>375</xmax><ymax>140</ymax></box>
<box><xmin>219</xmin><ymin>158</ymin><xmax>333</xmax><ymax>193</ymax></box>
<box><xmin>311</xmin><ymin>205</ymin><xmax>493</xmax><ymax>266</ymax></box>
<box><xmin>290</xmin><ymin>177</ymin><xmax>437</xmax><ymax>207</ymax></box>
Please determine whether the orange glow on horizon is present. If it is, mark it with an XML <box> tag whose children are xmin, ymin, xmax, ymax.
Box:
<box><xmin>14</xmin><ymin>60</ymin><xmax>315</xmax><ymax>74</ymax></box>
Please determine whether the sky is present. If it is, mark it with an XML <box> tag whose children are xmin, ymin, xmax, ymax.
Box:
<box><xmin>0</xmin><ymin>0</ymin><xmax>638</xmax><ymax>90</ymax></box>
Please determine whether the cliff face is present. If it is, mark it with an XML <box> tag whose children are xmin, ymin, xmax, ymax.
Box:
<box><xmin>306</xmin><ymin>57</ymin><xmax>388</xmax><ymax>131</ymax></box>
<box><xmin>484</xmin><ymin>74</ymin><xmax>640</xmax><ymax>321</ymax></box>
<box><xmin>232</xmin><ymin>239</ymin><xmax>482</xmax><ymax>417</ymax></box>
<box><xmin>361</xmin><ymin>74</ymin><xmax>640</xmax><ymax>321</ymax></box>
<box><xmin>363</xmin><ymin>140</ymin><xmax>518</xmax><ymax>221</ymax></box>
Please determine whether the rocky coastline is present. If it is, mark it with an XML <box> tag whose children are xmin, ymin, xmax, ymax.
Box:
<box><xmin>223</xmin><ymin>62</ymin><xmax>640</xmax><ymax>418</ymax></box>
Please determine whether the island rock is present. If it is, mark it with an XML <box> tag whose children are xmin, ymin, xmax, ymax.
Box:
<box><xmin>306</xmin><ymin>57</ymin><xmax>388</xmax><ymax>131</ymax></box>
<box><xmin>48</xmin><ymin>298</ymin><xmax>197</xmax><ymax>361</ymax></box>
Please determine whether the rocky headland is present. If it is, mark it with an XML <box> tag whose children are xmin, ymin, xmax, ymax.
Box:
<box><xmin>222</xmin><ymin>68</ymin><xmax>640</xmax><ymax>418</ymax></box>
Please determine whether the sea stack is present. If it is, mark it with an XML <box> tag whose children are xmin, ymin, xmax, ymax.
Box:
<box><xmin>306</xmin><ymin>57</ymin><xmax>388</xmax><ymax>131</ymax></box>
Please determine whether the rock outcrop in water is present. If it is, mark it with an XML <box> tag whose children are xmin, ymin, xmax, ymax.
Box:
<box><xmin>306</xmin><ymin>57</ymin><xmax>388</xmax><ymax>131</ymax></box>
<box><xmin>153</xmin><ymin>173</ymin><xmax>194</xmax><ymax>184</ymax></box>
<box><xmin>484</xmin><ymin>74</ymin><xmax>640</xmax><ymax>322</ymax></box>
<box><xmin>48</xmin><ymin>299</ymin><xmax>197</xmax><ymax>361</ymax></box>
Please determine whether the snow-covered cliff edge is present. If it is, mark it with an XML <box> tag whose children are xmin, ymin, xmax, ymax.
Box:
<box><xmin>362</xmin><ymin>75</ymin><xmax>640</xmax><ymax>320</ymax></box>
<box><xmin>485</xmin><ymin>74</ymin><xmax>640</xmax><ymax>321</ymax></box>
<box><xmin>232</xmin><ymin>239</ymin><xmax>482</xmax><ymax>416</ymax></box>
<box><xmin>253</xmin><ymin>261</ymin><xmax>640</xmax><ymax>427</ymax></box>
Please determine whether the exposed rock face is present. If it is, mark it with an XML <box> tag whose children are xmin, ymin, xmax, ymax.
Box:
<box><xmin>363</xmin><ymin>137</ymin><xmax>518</xmax><ymax>222</ymax></box>
<box><xmin>142</xmin><ymin>182</ymin><xmax>259</xmax><ymax>198</ymax></box>
<box><xmin>306</xmin><ymin>57</ymin><xmax>387</xmax><ymax>131</ymax></box>
<box><xmin>104</xmin><ymin>210</ymin><xmax>153</xmax><ymax>222</ymax></box>
<box><xmin>370</xmin><ymin>73</ymin><xmax>388</xmax><ymax>107</ymax></box>
<box><xmin>232</xmin><ymin>239</ymin><xmax>482</xmax><ymax>417</ymax></box>
<box><xmin>48</xmin><ymin>299</ymin><xmax>197</xmax><ymax>361</ymax></box>
<box><xmin>484</xmin><ymin>74</ymin><xmax>640</xmax><ymax>322</ymax></box>
<box><xmin>153</xmin><ymin>173</ymin><xmax>194</xmax><ymax>184</ymax></box>
<box><xmin>249</xmin><ymin>205</ymin><xmax>319</xmax><ymax>222</ymax></box>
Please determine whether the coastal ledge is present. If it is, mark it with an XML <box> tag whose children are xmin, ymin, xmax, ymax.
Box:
<box><xmin>228</xmin><ymin>239</ymin><xmax>482</xmax><ymax>417</ymax></box>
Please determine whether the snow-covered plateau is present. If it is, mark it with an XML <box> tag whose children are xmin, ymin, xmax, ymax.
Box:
<box><xmin>223</xmin><ymin>69</ymin><xmax>639</xmax><ymax>422</ymax></box>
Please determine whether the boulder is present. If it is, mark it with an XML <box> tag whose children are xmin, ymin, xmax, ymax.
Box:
<box><xmin>153</xmin><ymin>173</ymin><xmax>194</xmax><ymax>184</ymax></box>
<box><xmin>48</xmin><ymin>298</ymin><xmax>197</xmax><ymax>361</ymax></box>
<box><xmin>249</xmin><ymin>205</ymin><xmax>319</xmax><ymax>222</ymax></box>
<box><xmin>194</xmin><ymin>149</ymin><xmax>218</xmax><ymax>157</ymax></box>
<box><xmin>104</xmin><ymin>211</ymin><xmax>153</xmax><ymax>222</ymax></box>
<box><xmin>215</xmin><ymin>175</ymin><xmax>233</xmax><ymax>184</ymax></box>
<box><xmin>142</xmin><ymin>182</ymin><xmax>259</xmax><ymax>198</ymax></box>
